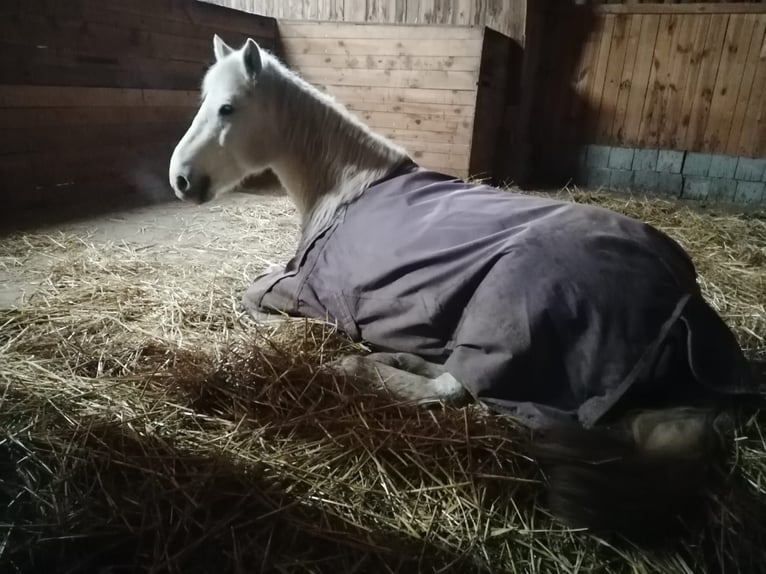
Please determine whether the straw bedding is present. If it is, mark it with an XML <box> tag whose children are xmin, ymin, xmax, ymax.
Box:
<box><xmin>1</xmin><ymin>187</ymin><xmax>764</xmax><ymax>573</ymax></box>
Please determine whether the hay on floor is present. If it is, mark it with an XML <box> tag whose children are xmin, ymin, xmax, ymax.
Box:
<box><xmin>0</xmin><ymin>187</ymin><xmax>764</xmax><ymax>573</ymax></box>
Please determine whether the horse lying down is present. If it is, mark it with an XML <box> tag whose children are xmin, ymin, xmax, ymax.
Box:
<box><xmin>168</xmin><ymin>35</ymin><xmax>764</xmax><ymax>542</ymax></box>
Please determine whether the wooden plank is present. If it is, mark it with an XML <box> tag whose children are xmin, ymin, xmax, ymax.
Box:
<box><xmin>278</xmin><ymin>37</ymin><xmax>484</xmax><ymax>57</ymax></box>
<box><xmin>619</xmin><ymin>13</ymin><xmax>660</xmax><ymax>146</ymax></box>
<box><xmin>657</xmin><ymin>12</ymin><xmax>698</xmax><ymax>149</ymax></box>
<box><xmin>0</xmin><ymin>141</ymin><xmax>176</xmax><ymax>190</ymax></box>
<box><xmin>563</xmin><ymin>12</ymin><xmax>603</xmax><ymax>146</ymax></box>
<box><xmin>610</xmin><ymin>14</ymin><xmax>642</xmax><ymax>144</ymax></box>
<box><xmin>725</xmin><ymin>15</ymin><xmax>766</xmax><ymax>155</ymax></box>
<box><xmin>455</xmin><ymin>0</ymin><xmax>472</xmax><ymax>26</ymax></box>
<box><xmin>637</xmin><ymin>14</ymin><xmax>677</xmax><ymax>147</ymax></box>
<box><xmin>2</xmin><ymin>0</ymin><xmax>279</xmax><ymax>40</ymax></box>
<box><xmin>592</xmin><ymin>4</ymin><xmax>766</xmax><ymax>15</ymax></box>
<box><xmin>0</xmin><ymin>12</ymin><xmax>212</xmax><ymax>65</ymax></box>
<box><xmin>734</xmin><ymin>16</ymin><xmax>766</xmax><ymax>156</ymax></box>
<box><xmin>684</xmin><ymin>14</ymin><xmax>729</xmax><ymax>150</ymax></box>
<box><xmin>408</xmin><ymin>149</ymin><xmax>469</xmax><ymax>170</ymax></box>
<box><xmin>278</xmin><ymin>20</ymin><xmax>481</xmax><ymax>39</ymax></box>
<box><xmin>552</xmin><ymin>8</ymin><xmax>587</xmax><ymax>146</ymax></box>
<box><xmin>596</xmin><ymin>13</ymin><xmax>631</xmax><ymax>143</ymax></box>
<box><xmin>756</xmin><ymin>81</ymin><xmax>766</xmax><ymax>157</ymax></box>
<box><xmin>583</xmin><ymin>14</ymin><xmax>615</xmax><ymax>143</ymax></box>
<box><xmin>295</xmin><ymin>66</ymin><xmax>477</xmax><ymax>90</ymax></box>
<box><xmin>320</xmin><ymin>84</ymin><xmax>477</xmax><ymax>106</ymax></box>
<box><xmin>0</xmin><ymin>106</ymin><xmax>196</xmax><ymax>129</ymax></box>
<box><xmin>384</xmin><ymin>139</ymin><xmax>470</xmax><ymax>156</ymax></box>
<box><xmin>0</xmin><ymin>42</ymin><xmax>210</xmax><ymax>90</ymax></box>
<box><xmin>404</xmin><ymin>0</ymin><xmax>420</xmax><ymax>23</ymax></box>
<box><xmin>344</xmin><ymin>0</ymin><xmax>367</xmax><ymax>21</ymax></box>
<box><xmin>376</xmin><ymin>127</ymin><xmax>466</xmax><ymax>144</ymax></box>
<box><xmin>343</xmin><ymin>99</ymin><xmax>473</xmax><ymax>119</ymax></box>
<box><xmin>703</xmin><ymin>14</ymin><xmax>756</xmax><ymax>152</ymax></box>
<box><xmin>469</xmin><ymin>27</ymin><xmax>514</xmax><ymax>179</ymax></box>
<box><xmin>0</xmin><ymin>2</ymin><xmax>276</xmax><ymax>57</ymax></box>
<box><xmin>535</xmin><ymin>6</ymin><xmax>568</xmax><ymax>145</ymax></box>
<box><xmin>0</xmin><ymin>121</ymin><xmax>189</xmax><ymax>155</ymax></box>
<box><xmin>0</xmin><ymin>85</ymin><xmax>198</xmax><ymax>108</ymax></box>
<box><xmin>282</xmin><ymin>53</ymin><xmax>480</xmax><ymax>72</ymax></box>
<box><xmin>674</xmin><ymin>14</ymin><xmax>711</xmax><ymax>149</ymax></box>
<box><xmin>357</xmin><ymin>110</ymin><xmax>473</xmax><ymax>135</ymax></box>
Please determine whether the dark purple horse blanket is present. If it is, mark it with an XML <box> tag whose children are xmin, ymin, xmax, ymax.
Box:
<box><xmin>242</xmin><ymin>160</ymin><xmax>758</xmax><ymax>428</ymax></box>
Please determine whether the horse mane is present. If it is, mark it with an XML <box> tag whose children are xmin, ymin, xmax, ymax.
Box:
<box><xmin>255</xmin><ymin>49</ymin><xmax>410</xmax><ymax>237</ymax></box>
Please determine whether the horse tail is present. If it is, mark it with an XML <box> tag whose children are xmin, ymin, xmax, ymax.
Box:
<box><xmin>527</xmin><ymin>406</ymin><xmax>736</xmax><ymax>545</ymax></box>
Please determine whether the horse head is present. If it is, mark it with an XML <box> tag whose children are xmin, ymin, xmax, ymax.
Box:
<box><xmin>169</xmin><ymin>35</ymin><xmax>277</xmax><ymax>203</ymax></box>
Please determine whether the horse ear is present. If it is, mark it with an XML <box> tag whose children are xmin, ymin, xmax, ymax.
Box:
<box><xmin>242</xmin><ymin>38</ymin><xmax>263</xmax><ymax>80</ymax></box>
<box><xmin>213</xmin><ymin>34</ymin><xmax>233</xmax><ymax>61</ymax></box>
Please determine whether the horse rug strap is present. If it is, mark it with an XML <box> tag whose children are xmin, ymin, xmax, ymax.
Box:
<box><xmin>242</xmin><ymin>163</ymin><xmax>759</xmax><ymax>428</ymax></box>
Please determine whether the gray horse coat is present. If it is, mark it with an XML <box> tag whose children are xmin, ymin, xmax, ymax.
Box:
<box><xmin>242</xmin><ymin>161</ymin><xmax>757</xmax><ymax>428</ymax></box>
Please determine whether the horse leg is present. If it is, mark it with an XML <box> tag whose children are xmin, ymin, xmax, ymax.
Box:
<box><xmin>364</xmin><ymin>352</ymin><xmax>449</xmax><ymax>378</ymax></box>
<box><xmin>329</xmin><ymin>353</ymin><xmax>470</xmax><ymax>406</ymax></box>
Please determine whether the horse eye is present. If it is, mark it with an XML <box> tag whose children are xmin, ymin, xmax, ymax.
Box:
<box><xmin>218</xmin><ymin>104</ymin><xmax>234</xmax><ymax>117</ymax></box>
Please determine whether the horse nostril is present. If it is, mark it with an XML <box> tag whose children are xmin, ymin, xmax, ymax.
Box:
<box><xmin>176</xmin><ymin>175</ymin><xmax>190</xmax><ymax>192</ymax></box>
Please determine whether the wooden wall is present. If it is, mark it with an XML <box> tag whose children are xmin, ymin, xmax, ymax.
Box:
<box><xmin>0</xmin><ymin>0</ymin><xmax>279</xmax><ymax>230</ymax></box>
<box><xmin>516</xmin><ymin>2</ymin><xmax>766</xmax><ymax>183</ymax></box>
<box><xmin>205</xmin><ymin>0</ymin><xmax>526</xmax><ymax>44</ymax></box>
<box><xmin>278</xmin><ymin>21</ymin><xmax>496</xmax><ymax>179</ymax></box>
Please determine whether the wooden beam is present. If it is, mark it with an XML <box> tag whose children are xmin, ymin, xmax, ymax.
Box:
<box><xmin>591</xmin><ymin>4</ymin><xmax>766</xmax><ymax>15</ymax></box>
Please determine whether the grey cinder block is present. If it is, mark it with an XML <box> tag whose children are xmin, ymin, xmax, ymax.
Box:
<box><xmin>609</xmin><ymin>169</ymin><xmax>634</xmax><ymax>189</ymax></box>
<box><xmin>682</xmin><ymin>177</ymin><xmax>711</xmax><ymax>200</ymax></box>
<box><xmin>657</xmin><ymin>150</ymin><xmax>685</xmax><ymax>174</ymax></box>
<box><xmin>657</xmin><ymin>172</ymin><xmax>683</xmax><ymax>196</ymax></box>
<box><xmin>633</xmin><ymin>170</ymin><xmax>659</xmax><ymax>192</ymax></box>
<box><xmin>682</xmin><ymin>152</ymin><xmax>711</xmax><ymax>177</ymax></box>
<box><xmin>585</xmin><ymin>145</ymin><xmax>611</xmax><ymax>169</ymax></box>
<box><xmin>735</xmin><ymin>181</ymin><xmax>765</xmax><ymax>204</ymax></box>
<box><xmin>586</xmin><ymin>167</ymin><xmax>612</xmax><ymax>188</ymax></box>
<box><xmin>608</xmin><ymin>147</ymin><xmax>635</xmax><ymax>170</ymax></box>
<box><xmin>708</xmin><ymin>154</ymin><xmax>738</xmax><ymax>179</ymax></box>
<box><xmin>708</xmin><ymin>179</ymin><xmax>737</xmax><ymax>202</ymax></box>
<box><xmin>735</xmin><ymin>158</ymin><xmax>766</xmax><ymax>182</ymax></box>
<box><xmin>632</xmin><ymin>148</ymin><xmax>659</xmax><ymax>172</ymax></box>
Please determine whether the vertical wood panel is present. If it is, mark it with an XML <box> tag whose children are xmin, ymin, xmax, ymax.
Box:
<box><xmin>735</xmin><ymin>16</ymin><xmax>766</xmax><ymax>155</ymax></box>
<box><xmin>703</xmin><ymin>14</ymin><xmax>756</xmax><ymax>151</ymax></box>
<box><xmin>620</xmin><ymin>13</ymin><xmax>660</xmax><ymax>145</ymax></box>
<box><xmin>657</xmin><ymin>13</ymin><xmax>696</xmax><ymax>149</ymax></box>
<box><xmin>583</xmin><ymin>14</ymin><xmax>615</xmax><ymax>142</ymax></box>
<box><xmin>610</xmin><ymin>14</ymin><xmax>642</xmax><ymax>143</ymax></box>
<box><xmin>637</xmin><ymin>14</ymin><xmax>677</xmax><ymax>147</ymax></box>
<box><xmin>685</xmin><ymin>14</ymin><xmax>729</xmax><ymax>150</ymax></box>
<box><xmin>527</xmin><ymin>5</ymin><xmax>766</xmax><ymax>161</ymax></box>
<box><xmin>674</xmin><ymin>14</ymin><xmax>710</xmax><ymax>149</ymax></box>
<box><xmin>725</xmin><ymin>15</ymin><xmax>766</xmax><ymax>154</ymax></box>
<box><xmin>278</xmin><ymin>20</ymin><xmax>483</xmax><ymax>177</ymax></box>
<box><xmin>596</xmin><ymin>13</ymin><xmax>630</xmax><ymax>143</ymax></box>
<box><xmin>565</xmin><ymin>14</ymin><xmax>602</xmax><ymax>145</ymax></box>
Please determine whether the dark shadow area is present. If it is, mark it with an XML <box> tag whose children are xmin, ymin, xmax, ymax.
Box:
<box><xmin>500</xmin><ymin>0</ymin><xmax>601</xmax><ymax>189</ymax></box>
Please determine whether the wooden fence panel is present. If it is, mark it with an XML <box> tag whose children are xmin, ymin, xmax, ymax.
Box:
<box><xmin>0</xmin><ymin>0</ymin><xmax>279</xmax><ymax>229</ymax></box>
<box><xmin>278</xmin><ymin>20</ymin><xmax>491</xmax><ymax>177</ymax></box>
<box><xmin>524</xmin><ymin>2</ymin><xmax>766</xmax><ymax>176</ymax></box>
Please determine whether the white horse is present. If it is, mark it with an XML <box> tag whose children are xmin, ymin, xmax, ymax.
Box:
<box><xmin>169</xmin><ymin>35</ymin><xmax>760</xmax><ymax>542</ymax></box>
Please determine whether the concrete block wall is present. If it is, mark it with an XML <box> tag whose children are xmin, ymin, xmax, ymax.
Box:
<box><xmin>574</xmin><ymin>145</ymin><xmax>766</xmax><ymax>205</ymax></box>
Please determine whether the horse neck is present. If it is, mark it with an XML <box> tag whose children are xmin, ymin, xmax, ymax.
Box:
<box><xmin>265</xmin><ymin>63</ymin><xmax>408</xmax><ymax>236</ymax></box>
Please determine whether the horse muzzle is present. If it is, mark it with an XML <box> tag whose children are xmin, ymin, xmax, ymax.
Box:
<box><xmin>172</xmin><ymin>172</ymin><xmax>212</xmax><ymax>204</ymax></box>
